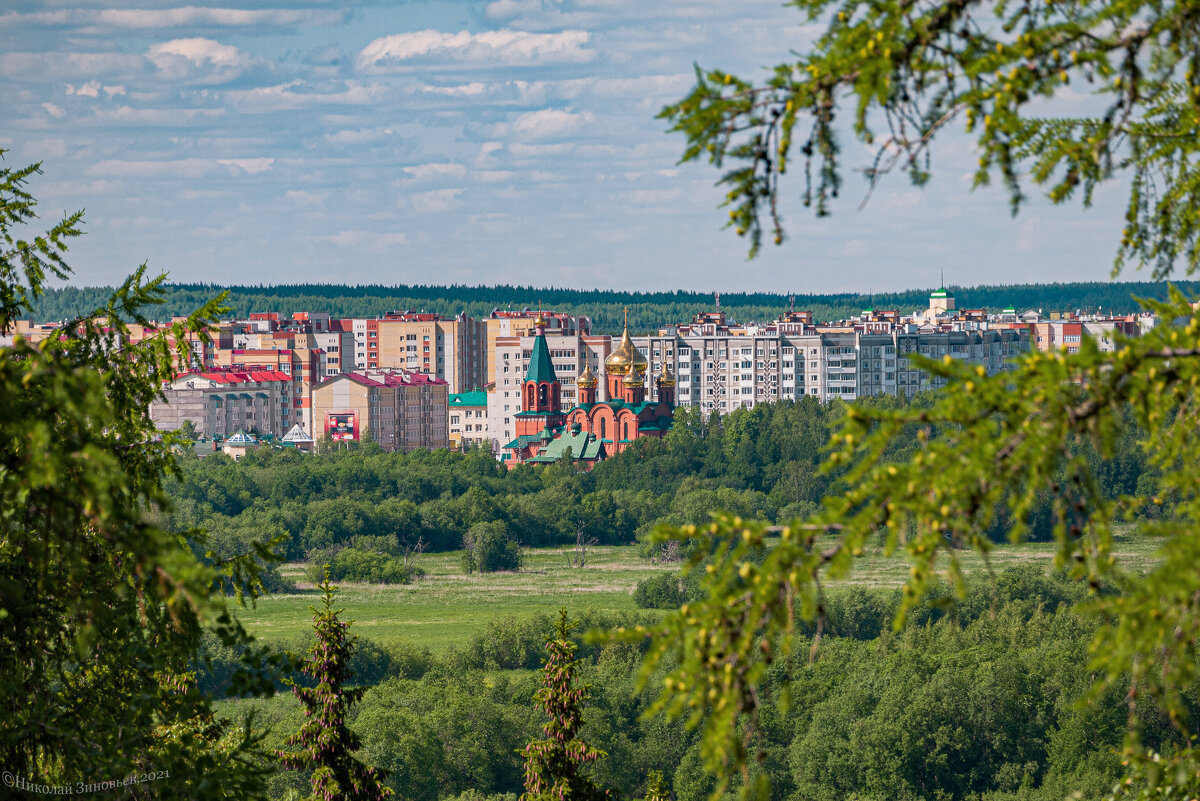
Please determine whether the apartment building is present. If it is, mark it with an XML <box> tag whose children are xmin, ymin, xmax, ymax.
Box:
<box><xmin>344</xmin><ymin>312</ymin><xmax>485</xmax><ymax>394</ymax></box>
<box><xmin>311</xmin><ymin>369</ymin><xmax>449</xmax><ymax>452</ymax></box>
<box><xmin>483</xmin><ymin>310</ymin><xmax>590</xmax><ymax>386</ymax></box>
<box><xmin>150</xmin><ymin>369</ymin><xmax>296</xmax><ymax>439</ymax></box>
<box><xmin>633</xmin><ymin>308</ymin><xmax>1028</xmax><ymax>414</ymax></box>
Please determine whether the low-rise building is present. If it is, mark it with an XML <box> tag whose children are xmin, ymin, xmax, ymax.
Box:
<box><xmin>449</xmin><ymin>389</ymin><xmax>490</xmax><ymax>450</ymax></box>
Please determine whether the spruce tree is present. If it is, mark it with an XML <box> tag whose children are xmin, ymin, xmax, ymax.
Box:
<box><xmin>520</xmin><ymin>609</ymin><xmax>613</xmax><ymax>801</ymax></box>
<box><xmin>279</xmin><ymin>569</ymin><xmax>392</xmax><ymax>801</ymax></box>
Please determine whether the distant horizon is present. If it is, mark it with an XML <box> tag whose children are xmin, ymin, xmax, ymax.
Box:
<box><xmin>54</xmin><ymin>276</ymin><xmax>1190</xmax><ymax>297</ymax></box>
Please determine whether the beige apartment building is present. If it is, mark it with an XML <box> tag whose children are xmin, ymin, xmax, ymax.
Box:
<box><xmin>350</xmin><ymin>312</ymin><xmax>485</xmax><ymax>395</ymax></box>
<box><xmin>311</xmin><ymin>370</ymin><xmax>449</xmax><ymax>452</ymax></box>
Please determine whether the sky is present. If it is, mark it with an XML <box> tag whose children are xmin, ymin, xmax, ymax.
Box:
<box><xmin>1</xmin><ymin>0</ymin><xmax>1137</xmax><ymax>293</ymax></box>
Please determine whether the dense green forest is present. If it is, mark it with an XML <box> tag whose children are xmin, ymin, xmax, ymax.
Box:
<box><xmin>213</xmin><ymin>570</ymin><xmax>1174</xmax><ymax>801</ymax></box>
<box><xmin>165</xmin><ymin>394</ymin><xmax>1157</xmax><ymax>589</ymax></box>
<box><xmin>33</xmin><ymin>280</ymin><xmax>1192</xmax><ymax>332</ymax></box>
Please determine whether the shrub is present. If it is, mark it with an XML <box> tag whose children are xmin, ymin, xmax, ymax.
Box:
<box><xmin>461</xmin><ymin>521</ymin><xmax>522</xmax><ymax>573</ymax></box>
<box><xmin>633</xmin><ymin>573</ymin><xmax>690</xmax><ymax>610</ymax></box>
<box><xmin>304</xmin><ymin>547</ymin><xmax>424</xmax><ymax>585</ymax></box>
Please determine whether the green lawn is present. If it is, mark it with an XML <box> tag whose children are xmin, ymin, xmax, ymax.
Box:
<box><xmin>237</xmin><ymin>532</ymin><xmax>1165</xmax><ymax>651</ymax></box>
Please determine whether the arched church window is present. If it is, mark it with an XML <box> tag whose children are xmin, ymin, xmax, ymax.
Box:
<box><xmin>600</xmin><ymin>418</ymin><xmax>606</xmax><ymax>439</ymax></box>
<box><xmin>623</xmin><ymin>421</ymin><xmax>629</xmax><ymax>440</ymax></box>
<box><xmin>539</xmin><ymin>383</ymin><xmax>548</xmax><ymax>405</ymax></box>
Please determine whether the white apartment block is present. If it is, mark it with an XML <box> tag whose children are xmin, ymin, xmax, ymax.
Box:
<box><xmin>633</xmin><ymin>327</ymin><xmax>1027</xmax><ymax>414</ymax></box>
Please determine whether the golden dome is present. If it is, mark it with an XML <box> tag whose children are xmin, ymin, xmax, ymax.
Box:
<box><xmin>534</xmin><ymin>312</ymin><xmax>548</xmax><ymax>329</ymax></box>
<box><xmin>604</xmin><ymin>325</ymin><xmax>648</xmax><ymax>376</ymax></box>
<box><xmin>623</xmin><ymin>363</ymin><xmax>645</xmax><ymax>387</ymax></box>
<box><xmin>656</xmin><ymin>360</ymin><xmax>676</xmax><ymax>387</ymax></box>
<box><xmin>577</xmin><ymin>362</ymin><xmax>598</xmax><ymax>389</ymax></box>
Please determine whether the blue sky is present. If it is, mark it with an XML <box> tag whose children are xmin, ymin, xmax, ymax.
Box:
<box><xmin>2</xmin><ymin>0</ymin><xmax>1133</xmax><ymax>292</ymax></box>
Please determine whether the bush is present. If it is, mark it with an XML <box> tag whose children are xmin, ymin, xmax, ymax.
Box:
<box><xmin>461</xmin><ymin>521</ymin><xmax>522</xmax><ymax>573</ymax></box>
<box><xmin>634</xmin><ymin>571</ymin><xmax>705</xmax><ymax>610</ymax></box>
<box><xmin>304</xmin><ymin>546</ymin><xmax>424</xmax><ymax>585</ymax></box>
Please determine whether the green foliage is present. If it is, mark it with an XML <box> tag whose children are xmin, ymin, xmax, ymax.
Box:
<box><xmin>661</xmin><ymin>0</ymin><xmax>1200</xmax><ymax>272</ymax></box>
<box><xmin>163</xmin><ymin>396</ymin><xmax>1151</xmax><ymax>565</ymax></box>
<box><xmin>463</xmin><ymin>521</ymin><xmax>524</xmax><ymax>573</ymax></box>
<box><xmin>520</xmin><ymin>609</ymin><xmax>614</xmax><ymax>801</ymax></box>
<box><xmin>632</xmin><ymin>290</ymin><xmax>1200</xmax><ymax>800</ymax></box>
<box><xmin>278</xmin><ymin>571</ymin><xmax>393</xmax><ymax>801</ymax></box>
<box><xmin>0</xmin><ymin>154</ymin><xmax>280</xmax><ymax>797</ymax></box>
<box><xmin>224</xmin><ymin>582</ymin><xmax>1136</xmax><ymax>801</ymax></box>
<box><xmin>304</xmin><ymin>546</ymin><xmax>424</xmax><ymax>585</ymax></box>
<box><xmin>633</xmin><ymin>572</ymin><xmax>700</xmax><ymax>610</ymax></box>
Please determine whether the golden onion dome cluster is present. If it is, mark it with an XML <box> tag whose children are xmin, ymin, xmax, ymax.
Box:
<box><xmin>604</xmin><ymin>326</ymin><xmax>648</xmax><ymax>376</ymax></box>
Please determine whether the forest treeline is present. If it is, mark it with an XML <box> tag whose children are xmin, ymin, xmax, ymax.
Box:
<box><xmin>32</xmin><ymin>280</ymin><xmax>1193</xmax><ymax>332</ymax></box>
<box><xmin>165</xmin><ymin>394</ymin><xmax>1159</xmax><ymax>580</ymax></box>
<box><xmin>215</xmin><ymin>569</ymin><xmax>1178</xmax><ymax>801</ymax></box>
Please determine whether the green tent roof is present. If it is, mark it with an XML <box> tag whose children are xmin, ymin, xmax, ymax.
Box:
<box><xmin>524</xmin><ymin>332</ymin><xmax>557</xmax><ymax>385</ymax></box>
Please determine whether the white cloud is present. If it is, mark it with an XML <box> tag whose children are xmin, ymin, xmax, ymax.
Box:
<box><xmin>410</xmin><ymin>188</ymin><xmax>463</xmax><ymax>212</ymax></box>
<box><xmin>623</xmin><ymin>188</ymin><xmax>683</xmax><ymax>204</ymax></box>
<box><xmin>403</xmin><ymin>163</ymin><xmax>468</xmax><ymax>180</ymax></box>
<box><xmin>67</xmin><ymin>81</ymin><xmax>101</xmax><ymax>98</ymax></box>
<box><xmin>147</xmin><ymin>38</ymin><xmax>255</xmax><ymax>82</ymax></box>
<box><xmin>0</xmin><ymin>8</ymin><xmax>345</xmax><ymax>29</ymax></box>
<box><xmin>149</xmin><ymin>37</ymin><xmax>247</xmax><ymax>66</ymax></box>
<box><xmin>218</xmin><ymin>158</ymin><xmax>273</xmax><ymax>174</ymax></box>
<box><xmin>41</xmin><ymin>102</ymin><xmax>65</xmax><ymax>118</ymax></box>
<box><xmin>329</xmin><ymin>230</ymin><xmax>408</xmax><ymax>250</ymax></box>
<box><xmin>511</xmin><ymin>108</ymin><xmax>594</xmax><ymax>140</ymax></box>
<box><xmin>86</xmin><ymin>158</ymin><xmax>218</xmax><ymax>179</ymax></box>
<box><xmin>510</xmin><ymin>142</ymin><xmax>574</xmax><ymax>157</ymax></box>
<box><xmin>91</xmin><ymin>106</ymin><xmax>225</xmax><ymax>125</ymax></box>
<box><xmin>357</xmin><ymin>29</ymin><xmax>592</xmax><ymax>71</ymax></box>
<box><xmin>285</xmin><ymin>189</ymin><xmax>328</xmax><ymax>206</ymax></box>
<box><xmin>0</xmin><ymin>52</ymin><xmax>144</xmax><ymax>79</ymax></box>
<box><xmin>96</xmin><ymin>8</ymin><xmax>346</xmax><ymax>29</ymax></box>
<box><xmin>325</xmin><ymin>128</ymin><xmax>393</xmax><ymax>145</ymax></box>
<box><xmin>411</xmin><ymin>82</ymin><xmax>489</xmax><ymax>97</ymax></box>
<box><xmin>225</xmin><ymin>81</ymin><xmax>386</xmax><ymax>111</ymax></box>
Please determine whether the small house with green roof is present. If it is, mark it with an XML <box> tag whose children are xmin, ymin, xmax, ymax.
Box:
<box><xmin>449</xmin><ymin>388</ymin><xmax>489</xmax><ymax>450</ymax></box>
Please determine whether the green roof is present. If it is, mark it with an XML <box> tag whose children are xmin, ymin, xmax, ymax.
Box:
<box><xmin>524</xmin><ymin>332</ymin><xmax>557</xmax><ymax>385</ymax></box>
<box><xmin>536</xmin><ymin>428</ymin><xmax>605</xmax><ymax>462</ymax></box>
<box><xmin>502</xmin><ymin>433</ymin><xmax>543</xmax><ymax>450</ymax></box>
<box><xmin>450</xmin><ymin>389</ymin><xmax>488</xmax><ymax>407</ymax></box>
<box><xmin>930</xmin><ymin>288</ymin><xmax>951</xmax><ymax>298</ymax></box>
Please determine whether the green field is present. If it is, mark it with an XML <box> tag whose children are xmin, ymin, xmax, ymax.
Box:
<box><xmin>236</xmin><ymin>532</ymin><xmax>1164</xmax><ymax>652</ymax></box>
<box><xmin>240</xmin><ymin>545</ymin><xmax>675</xmax><ymax>650</ymax></box>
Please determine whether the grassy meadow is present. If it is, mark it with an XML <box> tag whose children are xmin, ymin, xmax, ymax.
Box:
<box><xmin>238</xmin><ymin>531</ymin><xmax>1165</xmax><ymax>652</ymax></box>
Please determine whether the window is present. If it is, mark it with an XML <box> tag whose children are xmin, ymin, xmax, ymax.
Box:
<box><xmin>600</xmin><ymin>419</ymin><xmax>607</xmax><ymax>439</ymax></box>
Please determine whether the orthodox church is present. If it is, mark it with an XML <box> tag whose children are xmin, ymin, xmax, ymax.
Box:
<box><xmin>501</xmin><ymin>312</ymin><xmax>675</xmax><ymax>468</ymax></box>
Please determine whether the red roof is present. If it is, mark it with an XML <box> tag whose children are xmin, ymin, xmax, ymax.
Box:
<box><xmin>177</xmin><ymin>368</ymin><xmax>292</xmax><ymax>384</ymax></box>
<box><xmin>331</xmin><ymin>370</ymin><xmax>448</xmax><ymax>388</ymax></box>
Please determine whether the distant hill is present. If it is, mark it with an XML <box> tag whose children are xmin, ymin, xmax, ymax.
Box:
<box><xmin>30</xmin><ymin>280</ymin><xmax>1197</xmax><ymax>334</ymax></box>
